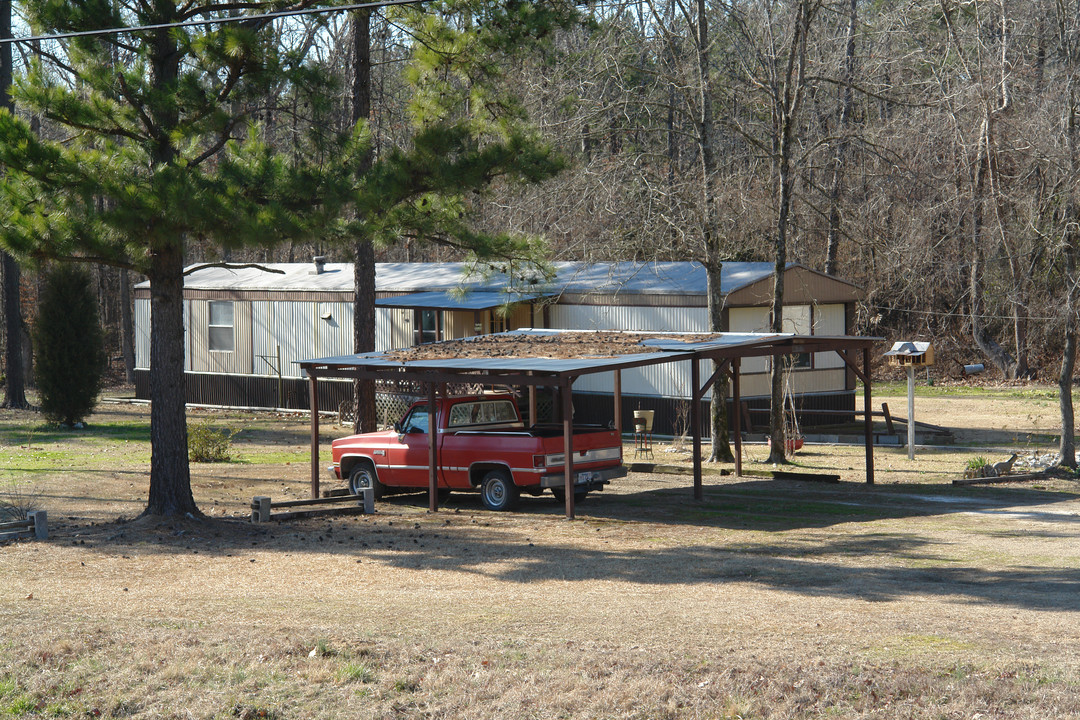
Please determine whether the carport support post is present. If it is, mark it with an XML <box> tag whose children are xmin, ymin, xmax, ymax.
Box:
<box><xmin>562</xmin><ymin>378</ymin><xmax>575</xmax><ymax>519</ymax></box>
<box><xmin>691</xmin><ymin>357</ymin><xmax>703</xmax><ymax>501</ymax></box>
<box><xmin>732</xmin><ymin>358</ymin><xmax>742</xmax><ymax>477</ymax></box>
<box><xmin>309</xmin><ymin>374</ymin><xmax>320</xmax><ymax>499</ymax></box>
<box><xmin>528</xmin><ymin>373</ymin><xmax>537</xmax><ymax>425</ymax></box>
<box><xmin>613</xmin><ymin>370</ymin><xmax>622</xmax><ymax>437</ymax></box>
<box><xmin>906</xmin><ymin>366</ymin><xmax>916</xmax><ymax>460</ymax></box>
<box><xmin>864</xmin><ymin>348</ymin><xmax>875</xmax><ymax>485</ymax></box>
<box><xmin>428</xmin><ymin>381</ymin><xmax>438</xmax><ymax>512</ymax></box>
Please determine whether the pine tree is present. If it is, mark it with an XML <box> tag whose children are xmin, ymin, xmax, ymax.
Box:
<box><xmin>34</xmin><ymin>265</ymin><xmax>105</xmax><ymax>426</ymax></box>
<box><xmin>0</xmin><ymin>1</ymin><xmax>565</xmax><ymax>517</ymax></box>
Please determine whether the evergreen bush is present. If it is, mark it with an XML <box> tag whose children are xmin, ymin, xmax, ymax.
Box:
<box><xmin>188</xmin><ymin>420</ymin><xmax>238</xmax><ymax>463</ymax></box>
<box><xmin>34</xmin><ymin>265</ymin><xmax>106</xmax><ymax>426</ymax></box>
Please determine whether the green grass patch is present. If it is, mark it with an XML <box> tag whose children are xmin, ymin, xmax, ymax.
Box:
<box><xmin>0</xmin><ymin>421</ymin><xmax>151</xmax><ymax>445</ymax></box>
<box><xmin>337</xmin><ymin>661</ymin><xmax>376</xmax><ymax>684</ymax></box>
<box><xmin>872</xmin><ymin>381</ymin><xmax>1074</xmax><ymax>401</ymax></box>
<box><xmin>3</xmin><ymin>693</ymin><xmax>38</xmax><ymax>716</ymax></box>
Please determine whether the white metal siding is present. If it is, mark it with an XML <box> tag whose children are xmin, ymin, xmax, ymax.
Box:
<box><xmin>135</xmin><ymin>298</ymin><xmax>193</xmax><ymax>371</ymax></box>
<box><xmin>554</xmin><ymin>304</ymin><xmax>709</xmax><ymax>399</ymax></box>
<box><xmin>135</xmin><ymin>299</ymin><xmax>151</xmax><ymax>369</ymax></box>
<box><xmin>550</xmin><ymin>304</ymin><xmax>708</xmax><ymax>333</ymax></box>
<box><xmin>737</xmin><ymin>368</ymin><xmax>848</xmax><ymax>397</ymax></box>
<box><xmin>376</xmin><ymin>308</ymin><xmax>412</xmax><ymax>350</ymax></box>
<box><xmin>813</xmin><ymin>305</ymin><xmax>846</xmax><ymax>369</ymax></box>
<box><xmin>262</xmin><ymin>300</ymin><xmax>352</xmax><ymax>378</ymax></box>
<box><xmin>729</xmin><ymin>307</ymin><xmax>771</xmax><ymax>373</ymax></box>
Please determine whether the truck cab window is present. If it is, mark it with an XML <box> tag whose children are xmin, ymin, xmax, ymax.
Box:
<box><xmin>401</xmin><ymin>405</ymin><xmax>429</xmax><ymax>434</ymax></box>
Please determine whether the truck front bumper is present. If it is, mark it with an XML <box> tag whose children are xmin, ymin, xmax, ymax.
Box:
<box><xmin>539</xmin><ymin>465</ymin><xmax>627</xmax><ymax>489</ymax></box>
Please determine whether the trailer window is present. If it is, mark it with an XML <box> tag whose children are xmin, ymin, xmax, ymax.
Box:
<box><xmin>208</xmin><ymin>301</ymin><xmax>234</xmax><ymax>352</ymax></box>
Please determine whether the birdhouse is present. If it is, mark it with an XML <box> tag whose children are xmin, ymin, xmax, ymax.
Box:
<box><xmin>884</xmin><ymin>341</ymin><xmax>934</xmax><ymax>367</ymax></box>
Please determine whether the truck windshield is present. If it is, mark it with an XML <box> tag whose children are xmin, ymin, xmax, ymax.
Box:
<box><xmin>447</xmin><ymin>399</ymin><xmax>518</xmax><ymax>427</ymax></box>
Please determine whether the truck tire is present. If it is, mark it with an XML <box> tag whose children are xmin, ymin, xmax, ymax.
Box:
<box><xmin>551</xmin><ymin>487</ymin><xmax>587</xmax><ymax>505</ymax></box>
<box><xmin>480</xmin><ymin>469</ymin><xmax>519</xmax><ymax>511</ymax></box>
<box><xmin>349</xmin><ymin>462</ymin><xmax>386</xmax><ymax>499</ymax></box>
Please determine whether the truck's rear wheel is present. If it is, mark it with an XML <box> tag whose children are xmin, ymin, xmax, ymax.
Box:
<box><xmin>349</xmin><ymin>462</ymin><xmax>386</xmax><ymax>499</ymax></box>
<box><xmin>480</xmin><ymin>469</ymin><xmax>519</xmax><ymax>511</ymax></box>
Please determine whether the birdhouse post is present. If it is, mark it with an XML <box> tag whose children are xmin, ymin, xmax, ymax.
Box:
<box><xmin>884</xmin><ymin>342</ymin><xmax>935</xmax><ymax>460</ymax></box>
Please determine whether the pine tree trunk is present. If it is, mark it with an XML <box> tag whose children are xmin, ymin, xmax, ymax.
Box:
<box><xmin>144</xmin><ymin>244</ymin><xmax>197</xmax><ymax>516</ymax></box>
<box><xmin>2</xmin><ymin>252</ymin><xmax>27</xmax><ymax>408</ymax></box>
<box><xmin>143</xmin><ymin>1</ymin><xmax>196</xmax><ymax>517</ymax></box>
<box><xmin>351</xmin><ymin>7</ymin><xmax>377</xmax><ymax>434</ymax></box>
<box><xmin>0</xmin><ymin>0</ymin><xmax>26</xmax><ymax>410</ymax></box>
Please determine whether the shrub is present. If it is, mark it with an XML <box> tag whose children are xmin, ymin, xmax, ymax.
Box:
<box><xmin>33</xmin><ymin>265</ymin><xmax>106</xmax><ymax>426</ymax></box>
<box><xmin>964</xmin><ymin>456</ymin><xmax>989</xmax><ymax>478</ymax></box>
<box><xmin>187</xmin><ymin>420</ymin><xmax>238</xmax><ymax>462</ymax></box>
<box><xmin>0</xmin><ymin>480</ymin><xmax>41</xmax><ymax>522</ymax></box>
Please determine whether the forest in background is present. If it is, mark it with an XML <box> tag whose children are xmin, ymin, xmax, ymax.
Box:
<box><xmin>2</xmin><ymin>0</ymin><xmax>1079</xmax><ymax>385</ymax></box>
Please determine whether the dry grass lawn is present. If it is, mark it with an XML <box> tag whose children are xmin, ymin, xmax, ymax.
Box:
<box><xmin>3</xmin><ymin>389</ymin><xmax>1080</xmax><ymax>718</ymax></box>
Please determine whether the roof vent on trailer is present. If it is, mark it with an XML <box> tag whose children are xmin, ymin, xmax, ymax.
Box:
<box><xmin>311</xmin><ymin>256</ymin><xmax>327</xmax><ymax>275</ymax></box>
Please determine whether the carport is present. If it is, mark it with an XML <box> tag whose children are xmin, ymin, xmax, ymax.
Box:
<box><xmin>298</xmin><ymin>330</ymin><xmax>879</xmax><ymax>519</ymax></box>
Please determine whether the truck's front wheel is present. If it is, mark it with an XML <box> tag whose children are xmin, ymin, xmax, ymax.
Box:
<box><xmin>480</xmin><ymin>469</ymin><xmax>519</xmax><ymax>511</ymax></box>
<box><xmin>349</xmin><ymin>462</ymin><xmax>386</xmax><ymax>499</ymax></box>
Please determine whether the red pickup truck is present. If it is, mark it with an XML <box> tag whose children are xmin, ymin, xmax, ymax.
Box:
<box><xmin>329</xmin><ymin>394</ymin><xmax>626</xmax><ymax>510</ymax></box>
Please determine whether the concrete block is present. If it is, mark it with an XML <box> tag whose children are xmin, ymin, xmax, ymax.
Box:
<box><xmin>358</xmin><ymin>487</ymin><xmax>374</xmax><ymax>514</ymax></box>
<box><xmin>29</xmin><ymin>511</ymin><xmax>47</xmax><ymax>540</ymax></box>
<box><xmin>251</xmin><ymin>496</ymin><xmax>271</xmax><ymax>523</ymax></box>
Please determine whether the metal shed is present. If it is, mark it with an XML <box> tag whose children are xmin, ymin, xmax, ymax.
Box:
<box><xmin>299</xmin><ymin>330</ymin><xmax>879</xmax><ymax>519</ymax></box>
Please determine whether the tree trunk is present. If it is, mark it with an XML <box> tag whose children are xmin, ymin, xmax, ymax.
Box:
<box><xmin>1059</xmin><ymin>310</ymin><xmax>1077</xmax><ymax>469</ymax></box>
<box><xmin>767</xmin><ymin>0</ymin><xmax>815</xmax><ymax>464</ymax></box>
<box><xmin>0</xmin><ymin>0</ymin><xmax>27</xmax><ymax>410</ymax></box>
<box><xmin>824</xmin><ymin>0</ymin><xmax>856</xmax><ymax>277</ymax></box>
<box><xmin>143</xmin><ymin>0</ymin><xmax>196</xmax><ymax>517</ymax></box>
<box><xmin>970</xmin><ymin>114</ymin><xmax>1018</xmax><ymax>377</ymax></box>
<box><xmin>351</xmin><ymin>7</ymin><xmax>377</xmax><ymax>434</ymax></box>
<box><xmin>144</xmin><ymin>243</ymin><xmax>197</xmax><ymax>516</ymax></box>
<box><xmin>120</xmin><ymin>268</ymin><xmax>135</xmax><ymax>384</ymax></box>
<box><xmin>2</xmin><ymin>253</ymin><xmax>27</xmax><ymax>409</ymax></box>
<box><xmin>1060</xmin><ymin>90</ymin><xmax>1078</xmax><ymax>469</ymax></box>
<box><xmin>767</xmin><ymin>127</ymin><xmax>792</xmax><ymax>462</ymax></box>
<box><xmin>706</xmin><ymin>263</ymin><xmax>733</xmax><ymax>462</ymax></box>
<box><xmin>768</xmin><ymin>112</ymin><xmax>796</xmax><ymax>464</ymax></box>
<box><xmin>693</xmin><ymin>0</ymin><xmax>732</xmax><ymax>463</ymax></box>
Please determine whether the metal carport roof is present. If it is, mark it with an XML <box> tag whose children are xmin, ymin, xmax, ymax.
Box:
<box><xmin>298</xmin><ymin>330</ymin><xmax>880</xmax><ymax>519</ymax></box>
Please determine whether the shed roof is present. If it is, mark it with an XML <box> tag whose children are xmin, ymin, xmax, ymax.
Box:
<box><xmin>298</xmin><ymin>329</ymin><xmax>875</xmax><ymax>383</ymax></box>
<box><xmin>143</xmin><ymin>261</ymin><xmax>858</xmax><ymax>301</ymax></box>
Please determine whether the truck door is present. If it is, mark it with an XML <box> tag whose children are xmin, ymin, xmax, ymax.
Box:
<box><xmin>385</xmin><ymin>403</ymin><xmax>436</xmax><ymax>487</ymax></box>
